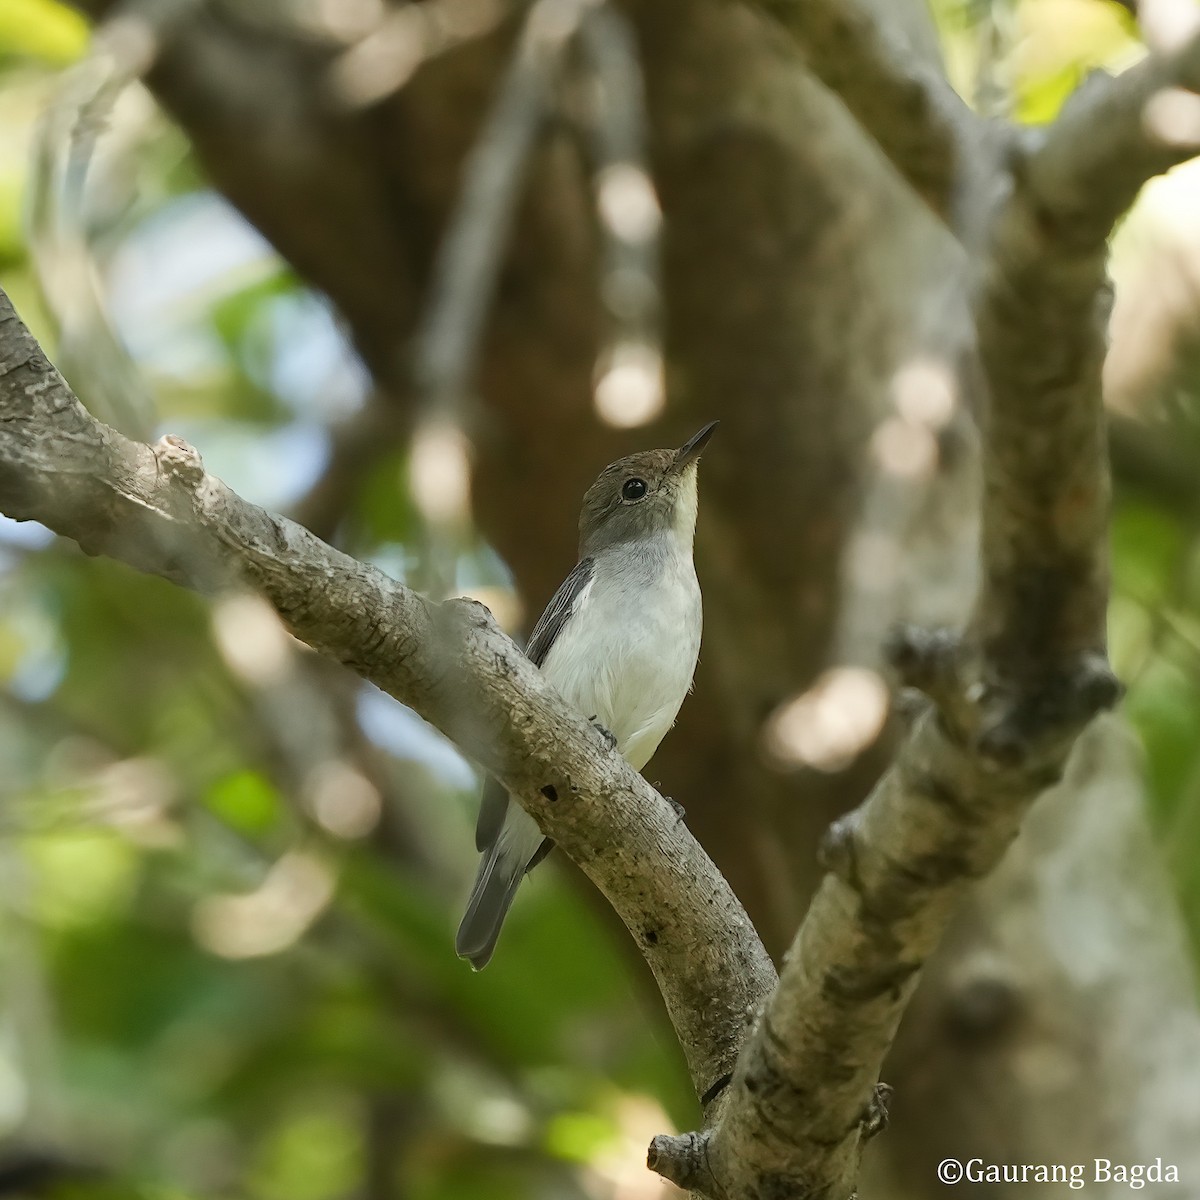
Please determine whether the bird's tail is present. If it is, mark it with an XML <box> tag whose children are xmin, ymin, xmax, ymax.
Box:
<box><xmin>455</xmin><ymin>842</ymin><xmax>527</xmax><ymax>971</ymax></box>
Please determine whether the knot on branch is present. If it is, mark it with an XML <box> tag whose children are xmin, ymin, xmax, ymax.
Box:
<box><xmin>155</xmin><ymin>434</ymin><xmax>205</xmax><ymax>489</ymax></box>
<box><xmin>647</xmin><ymin>1130</ymin><xmax>716</xmax><ymax>1196</ymax></box>
<box><xmin>438</xmin><ymin>595</ymin><xmax>496</xmax><ymax>632</ymax></box>
<box><xmin>861</xmin><ymin>1081</ymin><xmax>893</xmax><ymax>1141</ymax></box>
<box><xmin>1066</xmin><ymin>653</ymin><xmax>1124</xmax><ymax>719</ymax></box>
<box><xmin>974</xmin><ymin>653</ymin><xmax>1123</xmax><ymax>769</ymax></box>
<box><xmin>432</xmin><ymin>597</ymin><xmax>506</xmax><ymax>669</ymax></box>
<box><xmin>818</xmin><ymin>807</ymin><xmax>864</xmax><ymax>890</ymax></box>
<box><xmin>885</xmin><ymin>625</ymin><xmax>962</xmax><ymax>703</ymax></box>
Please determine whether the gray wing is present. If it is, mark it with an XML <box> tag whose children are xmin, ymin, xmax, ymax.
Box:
<box><xmin>525</xmin><ymin>556</ymin><xmax>595</xmax><ymax>668</ymax></box>
<box><xmin>473</xmin><ymin>556</ymin><xmax>594</xmax><ymax>851</ymax></box>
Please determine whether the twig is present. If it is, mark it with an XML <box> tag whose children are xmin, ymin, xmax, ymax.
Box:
<box><xmin>28</xmin><ymin>10</ymin><xmax>158</xmax><ymax>440</ymax></box>
<box><xmin>0</xmin><ymin>285</ymin><xmax>777</xmax><ymax>1106</ymax></box>
<box><xmin>408</xmin><ymin>0</ymin><xmax>593</xmax><ymax>592</ymax></box>
<box><xmin>412</xmin><ymin>0</ymin><xmax>590</xmax><ymax>412</ymax></box>
<box><xmin>974</xmin><ymin>0</ymin><xmax>1018</xmax><ymax>120</ymax></box>
<box><xmin>26</xmin><ymin>0</ymin><xmax>202</xmax><ymax>441</ymax></box>
<box><xmin>575</xmin><ymin>3</ymin><xmax>665</xmax><ymax>426</ymax></box>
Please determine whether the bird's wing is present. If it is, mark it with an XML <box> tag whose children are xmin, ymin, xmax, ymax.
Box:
<box><xmin>473</xmin><ymin>556</ymin><xmax>595</xmax><ymax>852</ymax></box>
<box><xmin>525</xmin><ymin>556</ymin><xmax>595</xmax><ymax>668</ymax></box>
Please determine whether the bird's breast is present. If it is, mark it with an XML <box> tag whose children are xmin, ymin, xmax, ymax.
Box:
<box><xmin>539</xmin><ymin>546</ymin><xmax>702</xmax><ymax>772</ymax></box>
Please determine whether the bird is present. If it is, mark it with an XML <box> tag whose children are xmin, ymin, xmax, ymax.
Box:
<box><xmin>455</xmin><ymin>421</ymin><xmax>717</xmax><ymax>969</ymax></box>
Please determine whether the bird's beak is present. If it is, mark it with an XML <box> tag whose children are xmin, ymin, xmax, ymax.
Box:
<box><xmin>671</xmin><ymin>421</ymin><xmax>718</xmax><ymax>472</ymax></box>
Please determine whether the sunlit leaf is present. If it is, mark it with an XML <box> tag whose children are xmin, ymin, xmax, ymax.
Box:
<box><xmin>0</xmin><ymin>0</ymin><xmax>88</xmax><ymax>65</ymax></box>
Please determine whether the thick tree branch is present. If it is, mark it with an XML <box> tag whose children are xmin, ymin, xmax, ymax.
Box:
<box><xmin>748</xmin><ymin>0</ymin><xmax>978</xmax><ymax>222</ymax></box>
<box><xmin>1024</xmin><ymin>27</ymin><xmax>1200</xmax><ymax>250</ymax></box>
<box><xmin>650</xmin><ymin>672</ymin><xmax>1120</xmax><ymax>1198</ymax></box>
<box><xmin>646</xmin><ymin>29</ymin><xmax>1161</xmax><ymax>1199</ymax></box>
<box><xmin>0</xmin><ymin>287</ymin><xmax>776</xmax><ymax>1108</ymax></box>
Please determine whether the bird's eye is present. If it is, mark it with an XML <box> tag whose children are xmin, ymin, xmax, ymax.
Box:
<box><xmin>621</xmin><ymin>477</ymin><xmax>648</xmax><ymax>502</ymax></box>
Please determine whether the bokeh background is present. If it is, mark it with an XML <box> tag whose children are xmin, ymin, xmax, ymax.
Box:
<box><xmin>2</xmin><ymin>0</ymin><xmax>1200</xmax><ymax>1197</ymax></box>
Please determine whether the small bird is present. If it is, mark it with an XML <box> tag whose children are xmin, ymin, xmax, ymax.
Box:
<box><xmin>456</xmin><ymin>421</ymin><xmax>717</xmax><ymax>969</ymax></box>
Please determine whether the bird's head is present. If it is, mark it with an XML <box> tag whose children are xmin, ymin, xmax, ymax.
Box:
<box><xmin>578</xmin><ymin>422</ymin><xmax>717</xmax><ymax>557</ymax></box>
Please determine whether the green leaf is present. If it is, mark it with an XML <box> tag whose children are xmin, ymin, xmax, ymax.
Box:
<box><xmin>204</xmin><ymin>771</ymin><xmax>283</xmax><ymax>837</ymax></box>
<box><xmin>0</xmin><ymin>0</ymin><xmax>88</xmax><ymax>64</ymax></box>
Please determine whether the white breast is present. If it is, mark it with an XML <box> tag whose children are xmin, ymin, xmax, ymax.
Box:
<box><xmin>539</xmin><ymin>540</ymin><xmax>702</xmax><ymax>772</ymax></box>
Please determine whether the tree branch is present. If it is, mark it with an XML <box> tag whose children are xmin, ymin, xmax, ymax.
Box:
<box><xmin>0</xmin><ymin>286</ymin><xmax>776</xmax><ymax>1108</ymax></box>
<box><xmin>748</xmin><ymin>0</ymin><xmax>979</xmax><ymax>222</ymax></box>
<box><xmin>577</xmin><ymin>1</ymin><xmax>666</xmax><ymax>424</ymax></box>
<box><xmin>644</xmin><ymin>22</ymin><xmax>1164</xmax><ymax>1196</ymax></box>
<box><xmin>412</xmin><ymin>0</ymin><xmax>584</xmax><ymax>412</ymax></box>
<box><xmin>402</xmin><ymin>0</ymin><xmax>571</xmax><ymax>587</ymax></box>
<box><xmin>1023</xmin><ymin>27</ymin><xmax>1200</xmax><ymax>251</ymax></box>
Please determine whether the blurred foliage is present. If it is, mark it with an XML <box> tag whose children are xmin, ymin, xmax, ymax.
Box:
<box><xmin>931</xmin><ymin>0</ymin><xmax>1140</xmax><ymax>120</ymax></box>
<box><xmin>2</xmin><ymin>0</ymin><xmax>1200</xmax><ymax>1198</ymax></box>
<box><xmin>0</xmin><ymin>0</ymin><xmax>87</xmax><ymax>65</ymax></box>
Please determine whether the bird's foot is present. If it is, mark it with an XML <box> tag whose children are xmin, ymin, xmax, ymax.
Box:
<box><xmin>665</xmin><ymin>796</ymin><xmax>687</xmax><ymax>824</ymax></box>
<box><xmin>589</xmin><ymin>717</ymin><xmax>618</xmax><ymax>751</ymax></box>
